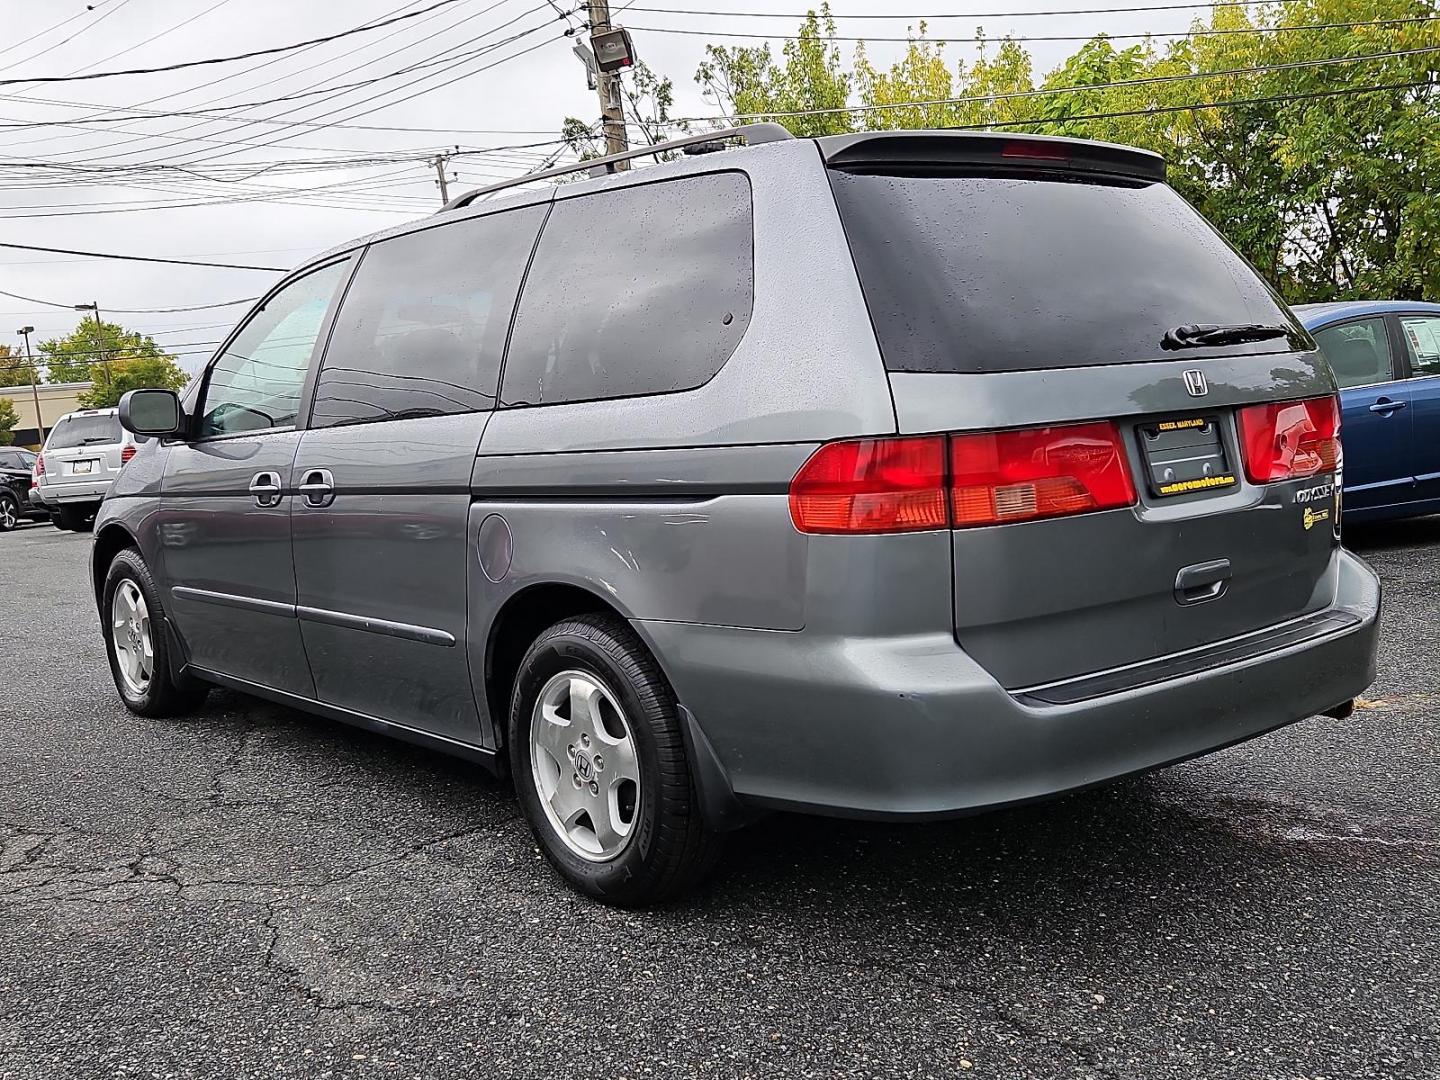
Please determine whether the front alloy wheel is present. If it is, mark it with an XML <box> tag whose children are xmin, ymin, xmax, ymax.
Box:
<box><xmin>110</xmin><ymin>578</ymin><xmax>154</xmax><ymax>696</ymax></box>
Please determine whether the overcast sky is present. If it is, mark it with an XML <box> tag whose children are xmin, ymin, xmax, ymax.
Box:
<box><xmin>0</xmin><ymin>0</ymin><xmax>1199</xmax><ymax>371</ymax></box>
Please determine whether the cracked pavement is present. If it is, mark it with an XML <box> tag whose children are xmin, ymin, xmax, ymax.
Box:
<box><xmin>1</xmin><ymin>520</ymin><xmax>1436</xmax><ymax>1079</ymax></box>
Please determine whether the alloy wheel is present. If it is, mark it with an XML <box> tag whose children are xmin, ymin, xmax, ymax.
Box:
<box><xmin>529</xmin><ymin>670</ymin><xmax>642</xmax><ymax>862</ymax></box>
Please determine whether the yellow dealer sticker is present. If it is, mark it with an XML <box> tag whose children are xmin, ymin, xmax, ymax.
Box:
<box><xmin>1303</xmin><ymin>507</ymin><xmax>1331</xmax><ymax>531</ymax></box>
<box><xmin>1157</xmin><ymin>474</ymin><xmax>1237</xmax><ymax>496</ymax></box>
<box><xmin>1154</xmin><ymin>418</ymin><xmax>1209</xmax><ymax>433</ymax></box>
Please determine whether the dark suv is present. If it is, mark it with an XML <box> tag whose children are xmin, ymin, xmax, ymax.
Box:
<box><xmin>0</xmin><ymin>448</ymin><xmax>47</xmax><ymax>530</ymax></box>
<box><xmin>93</xmin><ymin>127</ymin><xmax>1381</xmax><ymax>905</ymax></box>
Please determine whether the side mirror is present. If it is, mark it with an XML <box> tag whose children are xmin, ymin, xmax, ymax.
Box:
<box><xmin>118</xmin><ymin>388</ymin><xmax>184</xmax><ymax>437</ymax></box>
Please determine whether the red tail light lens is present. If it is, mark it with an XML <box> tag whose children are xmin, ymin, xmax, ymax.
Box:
<box><xmin>790</xmin><ymin>422</ymin><xmax>1138</xmax><ymax>534</ymax></box>
<box><xmin>1237</xmin><ymin>396</ymin><xmax>1339</xmax><ymax>483</ymax></box>
<box><xmin>950</xmin><ymin>421</ymin><xmax>1136</xmax><ymax>527</ymax></box>
<box><xmin>789</xmin><ymin>436</ymin><xmax>948</xmax><ymax>534</ymax></box>
<box><xmin>34</xmin><ymin>455</ymin><xmax>45</xmax><ymax>477</ymax></box>
<box><xmin>121</xmin><ymin>445</ymin><xmax>136</xmax><ymax>464</ymax></box>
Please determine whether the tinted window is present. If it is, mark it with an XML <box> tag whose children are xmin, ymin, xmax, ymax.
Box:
<box><xmin>0</xmin><ymin>451</ymin><xmax>23</xmax><ymax>469</ymax></box>
<box><xmin>311</xmin><ymin>206</ymin><xmax>546</xmax><ymax>428</ymax></box>
<box><xmin>830</xmin><ymin>172</ymin><xmax>1300</xmax><ymax>374</ymax></box>
<box><xmin>501</xmin><ymin>172</ymin><xmax>753</xmax><ymax>407</ymax></box>
<box><xmin>1399</xmin><ymin>315</ymin><xmax>1440</xmax><ymax>377</ymax></box>
<box><xmin>1313</xmin><ymin>318</ymin><xmax>1393</xmax><ymax>389</ymax></box>
<box><xmin>200</xmin><ymin>261</ymin><xmax>348</xmax><ymax>438</ymax></box>
<box><xmin>46</xmin><ymin>415</ymin><xmax>121</xmax><ymax>449</ymax></box>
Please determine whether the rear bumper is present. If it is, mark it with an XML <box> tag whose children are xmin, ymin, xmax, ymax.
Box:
<box><xmin>639</xmin><ymin>549</ymin><xmax>1381</xmax><ymax>820</ymax></box>
<box><xmin>37</xmin><ymin>480</ymin><xmax>110</xmax><ymax>504</ymax></box>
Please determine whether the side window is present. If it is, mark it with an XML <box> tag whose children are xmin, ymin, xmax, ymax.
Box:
<box><xmin>310</xmin><ymin>206</ymin><xmax>546</xmax><ymax>428</ymax></box>
<box><xmin>199</xmin><ymin>260</ymin><xmax>349</xmax><ymax>438</ymax></box>
<box><xmin>1313</xmin><ymin>317</ymin><xmax>1393</xmax><ymax>390</ymax></box>
<box><xmin>0</xmin><ymin>451</ymin><xmax>19</xmax><ymax>468</ymax></box>
<box><xmin>501</xmin><ymin>172</ymin><xmax>754</xmax><ymax>407</ymax></box>
<box><xmin>1398</xmin><ymin>315</ymin><xmax>1440</xmax><ymax>377</ymax></box>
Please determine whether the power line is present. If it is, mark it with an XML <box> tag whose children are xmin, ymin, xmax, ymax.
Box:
<box><xmin>665</xmin><ymin>43</ymin><xmax>1440</xmax><ymax>126</ymax></box>
<box><xmin>0</xmin><ymin>288</ymin><xmax>258</xmax><ymax>313</ymax></box>
<box><xmin>0</xmin><ymin>242</ymin><xmax>287</xmax><ymax>271</ymax></box>
<box><xmin>0</xmin><ymin>1</ymin><xmax>116</xmax><ymax>64</ymax></box>
<box><xmin>621</xmin><ymin>0</ymin><xmax>1282</xmax><ymax>17</ymax></box>
<box><xmin>626</xmin><ymin>14</ymin><xmax>1440</xmax><ymax>44</ymax></box>
<box><xmin>0</xmin><ymin>0</ymin><xmax>475</xmax><ymax>87</ymax></box>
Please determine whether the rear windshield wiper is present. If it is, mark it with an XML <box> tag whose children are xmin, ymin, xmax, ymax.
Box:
<box><xmin>1161</xmin><ymin>323</ymin><xmax>1290</xmax><ymax>350</ymax></box>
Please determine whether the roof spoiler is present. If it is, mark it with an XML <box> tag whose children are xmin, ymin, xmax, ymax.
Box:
<box><xmin>817</xmin><ymin>131</ymin><xmax>1167</xmax><ymax>182</ymax></box>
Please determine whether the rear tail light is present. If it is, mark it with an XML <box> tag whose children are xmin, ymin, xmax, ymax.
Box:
<box><xmin>789</xmin><ymin>436</ymin><xmax>948</xmax><ymax>534</ymax></box>
<box><xmin>950</xmin><ymin>422</ymin><xmax>1136</xmax><ymax>527</ymax></box>
<box><xmin>34</xmin><ymin>455</ymin><xmax>44</xmax><ymax>477</ymax></box>
<box><xmin>789</xmin><ymin>421</ymin><xmax>1137</xmax><ymax>534</ymax></box>
<box><xmin>121</xmin><ymin>445</ymin><xmax>136</xmax><ymax>464</ymax></box>
<box><xmin>1237</xmin><ymin>396</ymin><xmax>1340</xmax><ymax>483</ymax></box>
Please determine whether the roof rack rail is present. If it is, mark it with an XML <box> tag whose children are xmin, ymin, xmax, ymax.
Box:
<box><xmin>442</xmin><ymin>122</ymin><xmax>794</xmax><ymax>211</ymax></box>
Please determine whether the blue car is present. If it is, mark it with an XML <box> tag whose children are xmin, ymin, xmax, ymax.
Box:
<box><xmin>1295</xmin><ymin>300</ymin><xmax>1440</xmax><ymax>524</ymax></box>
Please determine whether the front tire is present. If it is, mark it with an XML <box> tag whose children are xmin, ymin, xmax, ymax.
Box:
<box><xmin>509</xmin><ymin>614</ymin><xmax>723</xmax><ymax>906</ymax></box>
<box><xmin>102</xmin><ymin>548</ymin><xmax>208</xmax><ymax>718</ymax></box>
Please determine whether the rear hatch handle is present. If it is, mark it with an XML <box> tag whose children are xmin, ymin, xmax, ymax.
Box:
<box><xmin>1174</xmin><ymin>558</ymin><xmax>1231</xmax><ymax>606</ymax></box>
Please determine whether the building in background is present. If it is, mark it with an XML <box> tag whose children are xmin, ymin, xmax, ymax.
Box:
<box><xmin>0</xmin><ymin>382</ymin><xmax>94</xmax><ymax>449</ymax></box>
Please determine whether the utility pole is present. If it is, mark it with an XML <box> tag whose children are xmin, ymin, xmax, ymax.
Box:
<box><xmin>587</xmin><ymin>0</ymin><xmax>630</xmax><ymax>166</ymax></box>
<box><xmin>73</xmin><ymin>301</ymin><xmax>111</xmax><ymax>393</ymax></box>
<box><xmin>13</xmin><ymin>326</ymin><xmax>44</xmax><ymax>444</ymax></box>
<box><xmin>429</xmin><ymin>150</ymin><xmax>457</xmax><ymax>206</ymax></box>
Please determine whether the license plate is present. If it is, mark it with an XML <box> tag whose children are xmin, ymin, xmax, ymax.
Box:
<box><xmin>1138</xmin><ymin>415</ymin><xmax>1237</xmax><ymax>497</ymax></box>
<box><xmin>72</xmin><ymin>460</ymin><xmax>95</xmax><ymax>474</ymax></box>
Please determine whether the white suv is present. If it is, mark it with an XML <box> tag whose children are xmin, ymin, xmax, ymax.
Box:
<box><xmin>35</xmin><ymin>408</ymin><xmax>140</xmax><ymax>531</ymax></box>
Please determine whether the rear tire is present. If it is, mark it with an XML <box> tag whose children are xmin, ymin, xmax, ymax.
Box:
<box><xmin>509</xmin><ymin>614</ymin><xmax>723</xmax><ymax>906</ymax></box>
<box><xmin>54</xmin><ymin>505</ymin><xmax>86</xmax><ymax>532</ymax></box>
<box><xmin>102</xmin><ymin>547</ymin><xmax>208</xmax><ymax>718</ymax></box>
<box><xmin>0</xmin><ymin>492</ymin><xmax>19</xmax><ymax>532</ymax></box>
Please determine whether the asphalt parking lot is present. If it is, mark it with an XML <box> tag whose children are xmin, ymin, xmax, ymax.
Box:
<box><xmin>0</xmin><ymin>521</ymin><xmax>1436</xmax><ymax>1080</ymax></box>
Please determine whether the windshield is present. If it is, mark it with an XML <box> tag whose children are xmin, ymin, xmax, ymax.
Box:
<box><xmin>829</xmin><ymin>171</ymin><xmax>1303</xmax><ymax>374</ymax></box>
<box><xmin>46</xmin><ymin>415</ymin><xmax>121</xmax><ymax>449</ymax></box>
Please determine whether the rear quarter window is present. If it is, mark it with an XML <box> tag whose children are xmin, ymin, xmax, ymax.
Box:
<box><xmin>499</xmin><ymin>171</ymin><xmax>754</xmax><ymax>407</ymax></box>
<box><xmin>830</xmin><ymin>171</ymin><xmax>1299</xmax><ymax>374</ymax></box>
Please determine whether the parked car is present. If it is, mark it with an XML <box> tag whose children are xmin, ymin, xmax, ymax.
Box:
<box><xmin>1294</xmin><ymin>300</ymin><xmax>1440</xmax><ymax>524</ymax></box>
<box><xmin>0</xmin><ymin>447</ymin><xmax>49</xmax><ymax>530</ymax></box>
<box><xmin>93</xmin><ymin>127</ymin><xmax>1380</xmax><ymax>905</ymax></box>
<box><xmin>34</xmin><ymin>408</ymin><xmax>140</xmax><ymax>531</ymax></box>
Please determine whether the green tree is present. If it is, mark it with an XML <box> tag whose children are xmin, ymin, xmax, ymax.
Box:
<box><xmin>697</xmin><ymin>4</ymin><xmax>853</xmax><ymax>136</ymax></box>
<box><xmin>38</xmin><ymin>319</ymin><xmax>188</xmax><ymax>408</ymax></box>
<box><xmin>0</xmin><ymin>343</ymin><xmax>34</xmax><ymax>388</ymax></box>
<box><xmin>0</xmin><ymin>397</ymin><xmax>18</xmax><ymax>446</ymax></box>
<box><xmin>690</xmin><ymin>0</ymin><xmax>1440</xmax><ymax>303</ymax></box>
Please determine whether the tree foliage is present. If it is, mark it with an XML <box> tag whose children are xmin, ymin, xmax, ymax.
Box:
<box><xmin>38</xmin><ymin>319</ymin><xmax>189</xmax><ymax>409</ymax></box>
<box><xmin>693</xmin><ymin>0</ymin><xmax>1440</xmax><ymax>301</ymax></box>
<box><xmin>0</xmin><ymin>397</ymin><xmax>18</xmax><ymax>446</ymax></box>
<box><xmin>0</xmin><ymin>343</ymin><xmax>33</xmax><ymax>389</ymax></box>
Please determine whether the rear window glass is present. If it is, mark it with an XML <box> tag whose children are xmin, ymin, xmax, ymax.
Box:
<box><xmin>500</xmin><ymin>171</ymin><xmax>754</xmax><ymax>407</ymax></box>
<box><xmin>829</xmin><ymin>172</ymin><xmax>1297</xmax><ymax>374</ymax></box>
<box><xmin>1313</xmin><ymin>318</ymin><xmax>1392</xmax><ymax>388</ymax></box>
<box><xmin>46</xmin><ymin>415</ymin><xmax>120</xmax><ymax>449</ymax></box>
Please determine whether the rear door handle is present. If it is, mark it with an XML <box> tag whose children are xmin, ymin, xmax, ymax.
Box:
<box><xmin>1175</xmin><ymin>558</ymin><xmax>1231</xmax><ymax>606</ymax></box>
<box><xmin>298</xmin><ymin>468</ymin><xmax>335</xmax><ymax>508</ymax></box>
<box><xmin>1369</xmin><ymin>398</ymin><xmax>1407</xmax><ymax>414</ymax></box>
<box><xmin>248</xmin><ymin>471</ymin><xmax>282</xmax><ymax>508</ymax></box>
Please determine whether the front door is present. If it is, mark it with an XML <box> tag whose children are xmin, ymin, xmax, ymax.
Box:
<box><xmin>160</xmin><ymin>259</ymin><xmax>352</xmax><ymax>696</ymax></box>
<box><xmin>1313</xmin><ymin>316</ymin><xmax>1414</xmax><ymax>513</ymax></box>
<box><xmin>1393</xmin><ymin>312</ymin><xmax>1440</xmax><ymax>503</ymax></box>
<box><xmin>290</xmin><ymin>201</ymin><xmax>547</xmax><ymax>743</ymax></box>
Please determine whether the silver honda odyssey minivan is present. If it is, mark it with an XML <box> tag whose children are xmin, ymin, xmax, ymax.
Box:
<box><xmin>93</xmin><ymin>127</ymin><xmax>1381</xmax><ymax>905</ymax></box>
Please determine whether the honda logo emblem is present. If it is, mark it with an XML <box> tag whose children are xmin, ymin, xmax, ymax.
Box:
<box><xmin>1183</xmin><ymin>369</ymin><xmax>1208</xmax><ymax>397</ymax></box>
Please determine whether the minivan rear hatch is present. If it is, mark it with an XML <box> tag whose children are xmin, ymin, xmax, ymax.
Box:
<box><xmin>823</xmin><ymin>132</ymin><xmax>1340</xmax><ymax>692</ymax></box>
